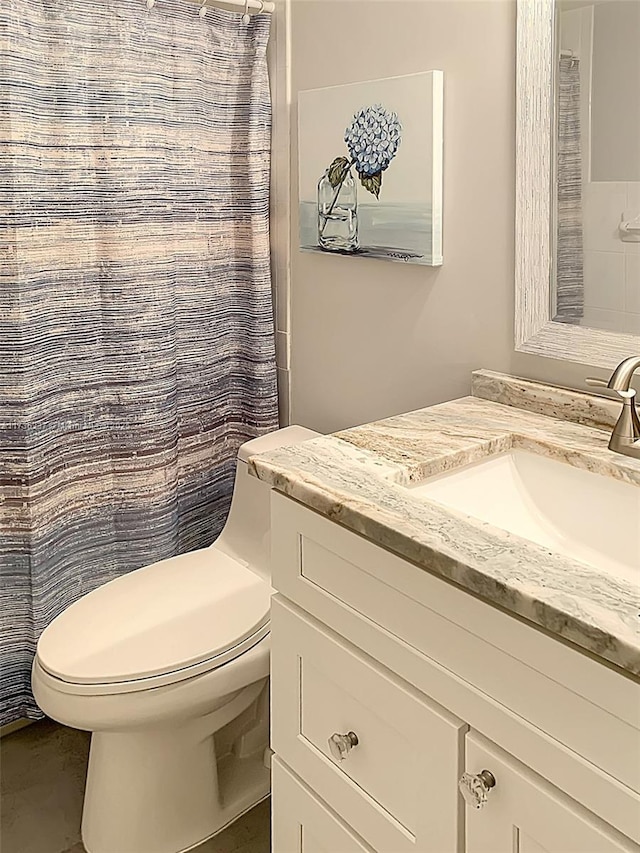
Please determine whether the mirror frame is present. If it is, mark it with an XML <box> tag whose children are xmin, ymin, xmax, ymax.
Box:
<box><xmin>515</xmin><ymin>0</ymin><xmax>639</xmax><ymax>368</ymax></box>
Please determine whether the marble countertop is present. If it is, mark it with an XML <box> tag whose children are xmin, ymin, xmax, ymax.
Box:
<box><xmin>250</xmin><ymin>372</ymin><xmax>640</xmax><ymax>677</ymax></box>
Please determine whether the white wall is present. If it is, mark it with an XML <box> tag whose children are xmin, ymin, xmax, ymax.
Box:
<box><xmin>591</xmin><ymin>1</ymin><xmax>640</xmax><ymax>183</ymax></box>
<box><xmin>583</xmin><ymin>1</ymin><xmax>640</xmax><ymax>335</ymax></box>
<box><xmin>286</xmin><ymin>0</ymin><xmax>517</xmax><ymax>432</ymax></box>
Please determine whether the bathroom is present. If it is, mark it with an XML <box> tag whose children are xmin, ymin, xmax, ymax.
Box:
<box><xmin>1</xmin><ymin>0</ymin><xmax>639</xmax><ymax>851</ymax></box>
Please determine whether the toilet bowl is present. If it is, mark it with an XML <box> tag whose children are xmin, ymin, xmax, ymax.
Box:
<box><xmin>31</xmin><ymin>425</ymin><xmax>319</xmax><ymax>853</ymax></box>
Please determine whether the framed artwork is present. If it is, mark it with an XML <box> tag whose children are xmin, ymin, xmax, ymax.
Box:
<box><xmin>298</xmin><ymin>71</ymin><xmax>444</xmax><ymax>266</ymax></box>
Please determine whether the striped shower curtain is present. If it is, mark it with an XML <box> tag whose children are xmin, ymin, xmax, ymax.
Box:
<box><xmin>555</xmin><ymin>55</ymin><xmax>584</xmax><ymax>323</ymax></box>
<box><xmin>0</xmin><ymin>0</ymin><xmax>278</xmax><ymax>727</ymax></box>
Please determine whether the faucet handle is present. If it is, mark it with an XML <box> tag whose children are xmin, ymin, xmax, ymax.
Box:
<box><xmin>585</xmin><ymin>377</ymin><xmax>635</xmax><ymax>399</ymax></box>
<box><xmin>585</xmin><ymin>377</ymin><xmax>622</xmax><ymax>396</ymax></box>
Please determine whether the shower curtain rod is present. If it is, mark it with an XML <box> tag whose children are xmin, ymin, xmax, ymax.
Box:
<box><xmin>145</xmin><ymin>0</ymin><xmax>275</xmax><ymax>13</ymax></box>
<box><xmin>197</xmin><ymin>0</ymin><xmax>275</xmax><ymax>13</ymax></box>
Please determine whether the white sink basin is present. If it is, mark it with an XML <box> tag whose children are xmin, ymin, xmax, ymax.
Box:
<box><xmin>410</xmin><ymin>450</ymin><xmax>639</xmax><ymax>581</ymax></box>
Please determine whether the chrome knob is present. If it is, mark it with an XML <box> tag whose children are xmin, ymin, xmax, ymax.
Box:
<box><xmin>328</xmin><ymin>731</ymin><xmax>359</xmax><ymax>761</ymax></box>
<box><xmin>458</xmin><ymin>769</ymin><xmax>496</xmax><ymax>809</ymax></box>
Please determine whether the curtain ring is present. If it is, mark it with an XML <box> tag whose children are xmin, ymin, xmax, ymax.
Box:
<box><xmin>242</xmin><ymin>0</ymin><xmax>251</xmax><ymax>24</ymax></box>
<box><xmin>146</xmin><ymin>0</ymin><xmax>155</xmax><ymax>9</ymax></box>
<box><xmin>199</xmin><ymin>0</ymin><xmax>207</xmax><ymax>18</ymax></box>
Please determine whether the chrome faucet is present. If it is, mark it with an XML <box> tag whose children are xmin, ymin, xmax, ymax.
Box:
<box><xmin>587</xmin><ymin>356</ymin><xmax>640</xmax><ymax>459</ymax></box>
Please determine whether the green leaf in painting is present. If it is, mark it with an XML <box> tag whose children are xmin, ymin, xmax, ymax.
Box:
<box><xmin>327</xmin><ymin>156</ymin><xmax>350</xmax><ymax>188</ymax></box>
<box><xmin>359</xmin><ymin>170</ymin><xmax>382</xmax><ymax>199</ymax></box>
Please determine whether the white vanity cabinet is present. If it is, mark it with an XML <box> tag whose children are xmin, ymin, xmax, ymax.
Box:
<box><xmin>272</xmin><ymin>758</ymin><xmax>376</xmax><ymax>853</ymax></box>
<box><xmin>269</xmin><ymin>493</ymin><xmax>640</xmax><ymax>853</ymax></box>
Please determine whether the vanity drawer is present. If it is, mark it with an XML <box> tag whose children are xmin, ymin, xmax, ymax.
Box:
<box><xmin>271</xmin><ymin>596</ymin><xmax>466</xmax><ymax>853</ymax></box>
<box><xmin>272</xmin><ymin>758</ymin><xmax>376</xmax><ymax>853</ymax></box>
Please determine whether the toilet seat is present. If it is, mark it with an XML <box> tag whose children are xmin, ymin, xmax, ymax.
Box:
<box><xmin>36</xmin><ymin>547</ymin><xmax>271</xmax><ymax>696</ymax></box>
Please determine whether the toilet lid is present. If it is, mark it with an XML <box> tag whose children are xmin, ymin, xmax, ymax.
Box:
<box><xmin>37</xmin><ymin>548</ymin><xmax>271</xmax><ymax>687</ymax></box>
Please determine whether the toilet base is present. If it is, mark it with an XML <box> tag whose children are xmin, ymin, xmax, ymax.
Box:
<box><xmin>180</xmin><ymin>756</ymin><xmax>270</xmax><ymax>853</ymax></box>
<box><xmin>81</xmin><ymin>680</ymin><xmax>270</xmax><ymax>853</ymax></box>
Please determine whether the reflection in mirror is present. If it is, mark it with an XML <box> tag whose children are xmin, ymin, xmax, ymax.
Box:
<box><xmin>554</xmin><ymin>0</ymin><xmax>640</xmax><ymax>336</ymax></box>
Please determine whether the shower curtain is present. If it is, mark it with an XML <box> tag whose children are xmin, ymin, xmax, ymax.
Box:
<box><xmin>0</xmin><ymin>0</ymin><xmax>278</xmax><ymax>727</ymax></box>
<box><xmin>555</xmin><ymin>55</ymin><xmax>584</xmax><ymax>323</ymax></box>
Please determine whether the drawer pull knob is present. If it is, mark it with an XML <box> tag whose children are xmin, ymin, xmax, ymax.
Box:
<box><xmin>328</xmin><ymin>731</ymin><xmax>359</xmax><ymax>762</ymax></box>
<box><xmin>458</xmin><ymin>769</ymin><xmax>496</xmax><ymax>810</ymax></box>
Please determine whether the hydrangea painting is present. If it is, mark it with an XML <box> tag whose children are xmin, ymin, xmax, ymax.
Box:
<box><xmin>299</xmin><ymin>71</ymin><xmax>443</xmax><ymax>266</ymax></box>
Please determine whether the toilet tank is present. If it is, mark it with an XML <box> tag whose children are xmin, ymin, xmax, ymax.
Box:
<box><xmin>214</xmin><ymin>426</ymin><xmax>320</xmax><ymax>582</ymax></box>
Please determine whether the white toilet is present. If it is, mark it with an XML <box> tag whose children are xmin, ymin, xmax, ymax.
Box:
<box><xmin>32</xmin><ymin>425</ymin><xmax>319</xmax><ymax>853</ymax></box>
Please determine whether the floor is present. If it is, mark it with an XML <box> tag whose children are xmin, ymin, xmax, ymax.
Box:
<box><xmin>0</xmin><ymin>719</ymin><xmax>271</xmax><ymax>853</ymax></box>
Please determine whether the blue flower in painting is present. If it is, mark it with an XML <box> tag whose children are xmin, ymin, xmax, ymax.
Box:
<box><xmin>344</xmin><ymin>104</ymin><xmax>402</xmax><ymax>177</ymax></box>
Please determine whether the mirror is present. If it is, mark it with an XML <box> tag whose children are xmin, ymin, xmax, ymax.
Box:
<box><xmin>554</xmin><ymin>0</ymin><xmax>640</xmax><ymax>335</ymax></box>
<box><xmin>515</xmin><ymin>0</ymin><xmax>640</xmax><ymax>368</ymax></box>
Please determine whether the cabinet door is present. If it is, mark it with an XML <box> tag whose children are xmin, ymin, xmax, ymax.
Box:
<box><xmin>465</xmin><ymin>734</ymin><xmax>638</xmax><ymax>853</ymax></box>
<box><xmin>272</xmin><ymin>597</ymin><xmax>466</xmax><ymax>853</ymax></box>
<box><xmin>272</xmin><ymin>758</ymin><xmax>376</xmax><ymax>853</ymax></box>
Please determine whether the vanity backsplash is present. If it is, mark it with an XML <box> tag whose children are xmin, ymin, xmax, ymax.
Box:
<box><xmin>471</xmin><ymin>369</ymin><xmax>620</xmax><ymax>431</ymax></box>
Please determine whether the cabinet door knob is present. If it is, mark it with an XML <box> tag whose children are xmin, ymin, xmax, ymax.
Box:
<box><xmin>328</xmin><ymin>731</ymin><xmax>359</xmax><ymax>761</ymax></box>
<box><xmin>458</xmin><ymin>769</ymin><xmax>496</xmax><ymax>809</ymax></box>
